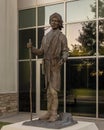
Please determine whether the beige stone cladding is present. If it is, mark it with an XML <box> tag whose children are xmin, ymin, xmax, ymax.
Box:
<box><xmin>0</xmin><ymin>93</ymin><xmax>18</xmax><ymax>117</ymax></box>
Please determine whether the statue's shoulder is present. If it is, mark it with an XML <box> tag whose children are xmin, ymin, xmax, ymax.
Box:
<box><xmin>60</xmin><ymin>31</ymin><xmax>65</xmax><ymax>36</ymax></box>
<box><xmin>59</xmin><ymin>32</ymin><xmax>67</xmax><ymax>40</ymax></box>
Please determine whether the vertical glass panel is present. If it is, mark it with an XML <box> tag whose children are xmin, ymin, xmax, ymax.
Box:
<box><xmin>38</xmin><ymin>27</ymin><xmax>44</xmax><ymax>48</ymax></box>
<box><xmin>19</xmin><ymin>29</ymin><xmax>36</xmax><ymax>59</ymax></box>
<box><xmin>98</xmin><ymin>0</ymin><xmax>104</xmax><ymax>18</ymax></box>
<box><xmin>66</xmin><ymin>59</ymin><xmax>96</xmax><ymax>117</ymax></box>
<box><xmin>98</xmin><ymin>20</ymin><xmax>104</xmax><ymax>55</ymax></box>
<box><xmin>58</xmin><ymin>65</ymin><xmax>64</xmax><ymax>113</ymax></box>
<box><xmin>98</xmin><ymin>58</ymin><xmax>104</xmax><ymax>118</ymax></box>
<box><xmin>38</xmin><ymin>7</ymin><xmax>45</xmax><ymax>26</ymax></box>
<box><xmin>38</xmin><ymin>27</ymin><xmax>45</xmax><ymax>58</ymax></box>
<box><xmin>40</xmin><ymin>64</ymin><xmax>47</xmax><ymax>110</ymax></box>
<box><xmin>19</xmin><ymin>61</ymin><xmax>36</xmax><ymax>112</ymax></box>
<box><xmin>67</xmin><ymin>21</ymin><xmax>96</xmax><ymax>56</ymax></box>
<box><xmin>67</xmin><ymin>0</ymin><xmax>96</xmax><ymax>22</ymax></box>
<box><xmin>38</xmin><ymin>3</ymin><xmax>64</xmax><ymax>26</ymax></box>
<box><xmin>19</xmin><ymin>8</ymin><xmax>36</xmax><ymax>28</ymax></box>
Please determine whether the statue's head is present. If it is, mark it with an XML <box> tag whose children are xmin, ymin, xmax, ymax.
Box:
<box><xmin>49</xmin><ymin>13</ymin><xmax>63</xmax><ymax>30</ymax></box>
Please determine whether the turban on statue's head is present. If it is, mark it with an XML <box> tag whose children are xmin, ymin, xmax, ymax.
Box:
<box><xmin>49</xmin><ymin>12</ymin><xmax>63</xmax><ymax>30</ymax></box>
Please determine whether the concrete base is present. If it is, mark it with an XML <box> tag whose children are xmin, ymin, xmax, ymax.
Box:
<box><xmin>1</xmin><ymin>120</ymin><xmax>98</xmax><ymax>130</ymax></box>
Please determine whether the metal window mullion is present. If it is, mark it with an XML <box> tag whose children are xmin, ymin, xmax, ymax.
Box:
<box><xmin>64</xmin><ymin>1</ymin><xmax>67</xmax><ymax>113</ymax></box>
<box><xmin>96</xmin><ymin>0</ymin><xmax>99</xmax><ymax>119</ymax></box>
<box><xmin>35</xmin><ymin>3</ymin><xmax>39</xmax><ymax>114</ymax></box>
<box><xmin>36</xmin><ymin>5</ymin><xmax>38</xmax><ymax>50</ymax></box>
<box><xmin>64</xmin><ymin>62</ymin><xmax>66</xmax><ymax>113</ymax></box>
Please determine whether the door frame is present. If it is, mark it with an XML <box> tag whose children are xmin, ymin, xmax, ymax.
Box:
<box><xmin>36</xmin><ymin>60</ymin><xmax>46</xmax><ymax>116</ymax></box>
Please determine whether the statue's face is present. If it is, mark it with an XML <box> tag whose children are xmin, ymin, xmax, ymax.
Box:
<box><xmin>50</xmin><ymin>17</ymin><xmax>60</xmax><ymax>30</ymax></box>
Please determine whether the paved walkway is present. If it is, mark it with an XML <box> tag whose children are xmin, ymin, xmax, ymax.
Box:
<box><xmin>0</xmin><ymin>113</ymin><xmax>103</xmax><ymax>130</ymax></box>
<box><xmin>74</xmin><ymin>116</ymin><xmax>103</xmax><ymax>130</ymax></box>
<box><xmin>0</xmin><ymin>113</ymin><xmax>37</xmax><ymax>123</ymax></box>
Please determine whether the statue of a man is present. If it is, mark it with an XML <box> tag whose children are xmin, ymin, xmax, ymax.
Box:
<box><xmin>27</xmin><ymin>12</ymin><xmax>69</xmax><ymax>122</ymax></box>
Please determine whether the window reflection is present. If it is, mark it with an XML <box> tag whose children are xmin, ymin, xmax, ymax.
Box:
<box><xmin>66</xmin><ymin>59</ymin><xmax>96</xmax><ymax>117</ymax></box>
<box><xmin>38</xmin><ymin>6</ymin><xmax>45</xmax><ymax>26</ymax></box>
<box><xmin>19</xmin><ymin>29</ymin><xmax>36</xmax><ymax>59</ymax></box>
<box><xmin>98</xmin><ymin>0</ymin><xmax>104</xmax><ymax>18</ymax></box>
<box><xmin>19</xmin><ymin>61</ymin><xmax>36</xmax><ymax>112</ymax></box>
<box><xmin>99</xmin><ymin>20</ymin><xmax>104</xmax><ymax>55</ymax></box>
<box><xmin>38</xmin><ymin>27</ymin><xmax>44</xmax><ymax>48</ymax></box>
<box><xmin>38</xmin><ymin>3</ymin><xmax>64</xmax><ymax>26</ymax></box>
<box><xmin>67</xmin><ymin>0</ymin><xmax>96</xmax><ymax>22</ymax></box>
<box><xmin>38</xmin><ymin>27</ymin><xmax>45</xmax><ymax>58</ymax></box>
<box><xmin>58</xmin><ymin>65</ymin><xmax>64</xmax><ymax>113</ymax></box>
<box><xmin>98</xmin><ymin>58</ymin><xmax>104</xmax><ymax>118</ymax></box>
<box><xmin>67</xmin><ymin>21</ymin><xmax>96</xmax><ymax>56</ymax></box>
<box><xmin>19</xmin><ymin>8</ymin><xmax>36</xmax><ymax>28</ymax></box>
<box><xmin>40</xmin><ymin>64</ymin><xmax>46</xmax><ymax>110</ymax></box>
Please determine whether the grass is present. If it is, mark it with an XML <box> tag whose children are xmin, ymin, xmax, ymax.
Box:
<box><xmin>72</xmin><ymin>88</ymin><xmax>96</xmax><ymax>96</ymax></box>
<box><xmin>0</xmin><ymin>122</ymin><xmax>11</xmax><ymax>129</ymax></box>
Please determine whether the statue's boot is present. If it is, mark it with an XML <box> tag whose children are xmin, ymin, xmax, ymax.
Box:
<box><xmin>48</xmin><ymin>111</ymin><xmax>58</xmax><ymax>122</ymax></box>
<box><xmin>39</xmin><ymin>112</ymin><xmax>51</xmax><ymax>120</ymax></box>
<box><xmin>48</xmin><ymin>89</ymin><xmax>58</xmax><ymax>122</ymax></box>
<box><xmin>48</xmin><ymin>112</ymin><xmax>58</xmax><ymax>122</ymax></box>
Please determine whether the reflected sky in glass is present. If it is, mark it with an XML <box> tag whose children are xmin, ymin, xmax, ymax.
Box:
<box><xmin>67</xmin><ymin>21</ymin><xmax>96</xmax><ymax>56</ymax></box>
<box><xmin>67</xmin><ymin>23</ymin><xmax>82</xmax><ymax>50</ymax></box>
<box><xmin>67</xmin><ymin>0</ymin><xmax>96</xmax><ymax>22</ymax></box>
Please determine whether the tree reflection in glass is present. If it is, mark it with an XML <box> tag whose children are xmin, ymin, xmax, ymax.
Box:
<box><xmin>99</xmin><ymin>20</ymin><xmax>104</xmax><ymax>55</ymax></box>
<box><xmin>67</xmin><ymin>21</ymin><xmax>96</xmax><ymax>56</ymax></box>
<box><xmin>98</xmin><ymin>58</ymin><xmax>104</xmax><ymax>118</ymax></box>
<box><xmin>98</xmin><ymin>0</ymin><xmax>104</xmax><ymax>18</ymax></box>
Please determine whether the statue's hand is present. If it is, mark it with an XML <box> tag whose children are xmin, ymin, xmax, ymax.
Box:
<box><xmin>58</xmin><ymin>59</ymin><xmax>64</xmax><ymax>66</ymax></box>
<box><xmin>27</xmin><ymin>43</ymin><xmax>32</xmax><ymax>48</ymax></box>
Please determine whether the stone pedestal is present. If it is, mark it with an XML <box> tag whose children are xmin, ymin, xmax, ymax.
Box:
<box><xmin>1</xmin><ymin>120</ymin><xmax>98</xmax><ymax>130</ymax></box>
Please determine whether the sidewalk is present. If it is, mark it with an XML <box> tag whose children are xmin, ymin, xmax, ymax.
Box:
<box><xmin>0</xmin><ymin>113</ymin><xmax>103</xmax><ymax>130</ymax></box>
<box><xmin>74</xmin><ymin>116</ymin><xmax>103</xmax><ymax>130</ymax></box>
<box><xmin>0</xmin><ymin>113</ymin><xmax>37</xmax><ymax>123</ymax></box>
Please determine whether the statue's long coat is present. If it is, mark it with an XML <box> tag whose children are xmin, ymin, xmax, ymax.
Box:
<box><xmin>32</xmin><ymin>29</ymin><xmax>69</xmax><ymax>91</ymax></box>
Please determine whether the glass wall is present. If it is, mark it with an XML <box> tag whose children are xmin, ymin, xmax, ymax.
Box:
<box><xmin>66</xmin><ymin>59</ymin><xmax>96</xmax><ymax>117</ymax></box>
<box><xmin>67</xmin><ymin>21</ymin><xmax>96</xmax><ymax>56</ymax></box>
<box><xmin>98</xmin><ymin>58</ymin><xmax>104</xmax><ymax>118</ymax></box>
<box><xmin>19</xmin><ymin>8</ymin><xmax>36</xmax><ymax>112</ymax></box>
<box><xmin>98</xmin><ymin>0</ymin><xmax>104</xmax><ymax>118</ymax></box>
<box><xmin>19</xmin><ymin>61</ymin><xmax>36</xmax><ymax>112</ymax></box>
<box><xmin>18</xmin><ymin>0</ymin><xmax>104</xmax><ymax>118</ymax></box>
<box><xmin>67</xmin><ymin>0</ymin><xmax>96</xmax><ymax>22</ymax></box>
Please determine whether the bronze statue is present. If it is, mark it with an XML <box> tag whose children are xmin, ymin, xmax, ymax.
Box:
<box><xmin>27</xmin><ymin>12</ymin><xmax>69</xmax><ymax>122</ymax></box>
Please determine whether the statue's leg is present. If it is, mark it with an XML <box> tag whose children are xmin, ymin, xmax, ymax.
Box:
<box><xmin>39</xmin><ymin>87</ymin><xmax>51</xmax><ymax>120</ymax></box>
<box><xmin>48</xmin><ymin>87</ymin><xmax>58</xmax><ymax>122</ymax></box>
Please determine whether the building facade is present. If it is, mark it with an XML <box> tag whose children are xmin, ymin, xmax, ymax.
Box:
<box><xmin>0</xmin><ymin>0</ymin><xmax>104</xmax><ymax>119</ymax></box>
<box><xmin>18</xmin><ymin>0</ymin><xmax>104</xmax><ymax>119</ymax></box>
<box><xmin>0</xmin><ymin>0</ymin><xmax>18</xmax><ymax>117</ymax></box>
